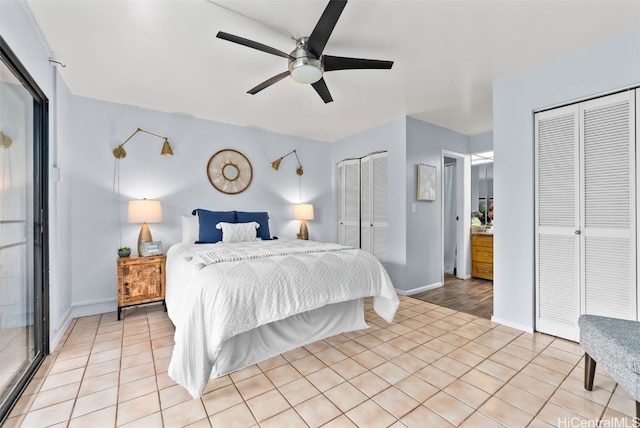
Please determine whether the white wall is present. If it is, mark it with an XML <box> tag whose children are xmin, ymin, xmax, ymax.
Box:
<box><xmin>48</xmin><ymin>69</ymin><xmax>73</xmax><ymax>338</ymax></box>
<box><xmin>1</xmin><ymin>0</ymin><xmax>73</xmax><ymax>350</ymax></box>
<box><xmin>405</xmin><ymin>117</ymin><xmax>470</xmax><ymax>292</ymax></box>
<box><xmin>492</xmin><ymin>29</ymin><xmax>640</xmax><ymax>332</ymax></box>
<box><xmin>69</xmin><ymin>96</ymin><xmax>332</xmax><ymax>314</ymax></box>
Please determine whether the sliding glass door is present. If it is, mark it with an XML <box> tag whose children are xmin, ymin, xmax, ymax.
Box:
<box><xmin>0</xmin><ymin>37</ymin><xmax>48</xmax><ymax>422</ymax></box>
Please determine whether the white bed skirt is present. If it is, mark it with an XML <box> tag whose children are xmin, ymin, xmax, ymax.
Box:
<box><xmin>210</xmin><ymin>298</ymin><xmax>366</xmax><ymax>378</ymax></box>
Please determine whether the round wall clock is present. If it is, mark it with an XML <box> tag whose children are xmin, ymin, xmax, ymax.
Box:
<box><xmin>206</xmin><ymin>149</ymin><xmax>253</xmax><ymax>194</ymax></box>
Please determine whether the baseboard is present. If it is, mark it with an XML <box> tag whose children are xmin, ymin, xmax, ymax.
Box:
<box><xmin>395</xmin><ymin>282</ymin><xmax>443</xmax><ymax>296</ymax></box>
<box><xmin>50</xmin><ymin>307</ymin><xmax>73</xmax><ymax>352</ymax></box>
<box><xmin>71</xmin><ymin>298</ymin><xmax>116</xmax><ymax>319</ymax></box>
<box><xmin>490</xmin><ymin>316</ymin><xmax>534</xmax><ymax>334</ymax></box>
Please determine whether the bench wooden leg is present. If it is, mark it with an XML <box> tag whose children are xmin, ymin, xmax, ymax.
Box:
<box><xmin>584</xmin><ymin>352</ymin><xmax>596</xmax><ymax>391</ymax></box>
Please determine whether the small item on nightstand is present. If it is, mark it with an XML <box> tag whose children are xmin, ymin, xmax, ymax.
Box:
<box><xmin>117</xmin><ymin>247</ymin><xmax>131</xmax><ymax>257</ymax></box>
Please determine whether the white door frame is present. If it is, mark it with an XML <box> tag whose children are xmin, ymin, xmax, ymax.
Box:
<box><xmin>441</xmin><ymin>150</ymin><xmax>471</xmax><ymax>282</ymax></box>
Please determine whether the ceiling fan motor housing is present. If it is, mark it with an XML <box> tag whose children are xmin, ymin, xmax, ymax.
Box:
<box><xmin>288</xmin><ymin>37</ymin><xmax>323</xmax><ymax>84</ymax></box>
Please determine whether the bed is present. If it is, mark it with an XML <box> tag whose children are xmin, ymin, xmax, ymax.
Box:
<box><xmin>166</xmin><ymin>211</ymin><xmax>399</xmax><ymax>398</ymax></box>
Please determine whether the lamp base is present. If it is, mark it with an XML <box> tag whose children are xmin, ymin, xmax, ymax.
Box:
<box><xmin>138</xmin><ymin>222</ymin><xmax>153</xmax><ymax>255</ymax></box>
<box><xmin>296</xmin><ymin>220</ymin><xmax>309</xmax><ymax>240</ymax></box>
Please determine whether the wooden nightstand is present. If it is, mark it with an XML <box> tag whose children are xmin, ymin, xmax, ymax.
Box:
<box><xmin>117</xmin><ymin>255</ymin><xmax>166</xmax><ymax>320</ymax></box>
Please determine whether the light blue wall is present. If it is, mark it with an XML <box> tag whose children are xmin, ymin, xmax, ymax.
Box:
<box><xmin>331</xmin><ymin>117</ymin><xmax>408</xmax><ymax>288</ymax></box>
<box><xmin>330</xmin><ymin>117</ymin><xmax>473</xmax><ymax>293</ymax></box>
<box><xmin>405</xmin><ymin>117</ymin><xmax>470</xmax><ymax>290</ymax></box>
<box><xmin>493</xmin><ymin>29</ymin><xmax>640</xmax><ymax>332</ymax></box>
<box><xmin>469</xmin><ymin>132</ymin><xmax>493</xmax><ymax>154</ymax></box>
<box><xmin>69</xmin><ymin>96</ymin><xmax>333</xmax><ymax>312</ymax></box>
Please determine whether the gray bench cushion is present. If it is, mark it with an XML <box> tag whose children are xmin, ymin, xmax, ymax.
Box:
<box><xmin>579</xmin><ymin>314</ymin><xmax>640</xmax><ymax>400</ymax></box>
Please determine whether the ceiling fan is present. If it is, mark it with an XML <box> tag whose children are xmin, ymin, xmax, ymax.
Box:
<box><xmin>216</xmin><ymin>0</ymin><xmax>393</xmax><ymax>103</ymax></box>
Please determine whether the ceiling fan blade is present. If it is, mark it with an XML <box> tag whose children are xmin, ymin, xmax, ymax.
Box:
<box><xmin>217</xmin><ymin>31</ymin><xmax>292</xmax><ymax>59</ymax></box>
<box><xmin>307</xmin><ymin>0</ymin><xmax>347</xmax><ymax>58</ymax></box>
<box><xmin>311</xmin><ymin>78</ymin><xmax>333</xmax><ymax>103</ymax></box>
<box><xmin>247</xmin><ymin>71</ymin><xmax>290</xmax><ymax>94</ymax></box>
<box><xmin>323</xmin><ymin>55</ymin><xmax>394</xmax><ymax>71</ymax></box>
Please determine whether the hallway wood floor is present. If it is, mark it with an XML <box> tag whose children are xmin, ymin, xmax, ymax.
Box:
<box><xmin>412</xmin><ymin>275</ymin><xmax>493</xmax><ymax>320</ymax></box>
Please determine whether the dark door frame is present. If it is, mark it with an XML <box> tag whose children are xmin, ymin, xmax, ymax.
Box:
<box><xmin>0</xmin><ymin>35</ymin><xmax>49</xmax><ymax>424</ymax></box>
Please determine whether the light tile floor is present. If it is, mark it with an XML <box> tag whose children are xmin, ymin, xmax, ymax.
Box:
<box><xmin>4</xmin><ymin>296</ymin><xmax>637</xmax><ymax>427</ymax></box>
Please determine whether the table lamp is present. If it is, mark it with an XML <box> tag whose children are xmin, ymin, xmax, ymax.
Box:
<box><xmin>294</xmin><ymin>203</ymin><xmax>314</xmax><ymax>240</ymax></box>
<box><xmin>128</xmin><ymin>199</ymin><xmax>162</xmax><ymax>255</ymax></box>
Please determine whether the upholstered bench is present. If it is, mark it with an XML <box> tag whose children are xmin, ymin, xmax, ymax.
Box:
<box><xmin>578</xmin><ymin>314</ymin><xmax>640</xmax><ymax>418</ymax></box>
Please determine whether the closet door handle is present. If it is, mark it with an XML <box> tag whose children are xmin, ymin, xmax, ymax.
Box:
<box><xmin>575</xmin><ymin>230</ymin><xmax>581</xmax><ymax>235</ymax></box>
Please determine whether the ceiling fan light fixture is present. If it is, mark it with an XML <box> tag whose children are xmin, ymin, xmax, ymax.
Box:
<box><xmin>288</xmin><ymin>40</ymin><xmax>323</xmax><ymax>84</ymax></box>
<box><xmin>290</xmin><ymin>64</ymin><xmax>323</xmax><ymax>84</ymax></box>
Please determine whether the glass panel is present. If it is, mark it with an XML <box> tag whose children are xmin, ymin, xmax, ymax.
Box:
<box><xmin>0</xmin><ymin>58</ymin><xmax>36</xmax><ymax>408</ymax></box>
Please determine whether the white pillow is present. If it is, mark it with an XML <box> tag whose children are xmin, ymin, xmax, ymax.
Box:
<box><xmin>181</xmin><ymin>215</ymin><xmax>199</xmax><ymax>243</ymax></box>
<box><xmin>216</xmin><ymin>221</ymin><xmax>260</xmax><ymax>243</ymax></box>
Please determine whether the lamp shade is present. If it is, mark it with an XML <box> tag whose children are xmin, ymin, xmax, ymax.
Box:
<box><xmin>294</xmin><ymin>203</ymin><xmax>314</xmax><ymax>221</ymax></box>
<box><xmin>128</xmin><ymin>199</ymin><xmax>162</xmax><ymax>224</ymax></box>
<box><xmin>161</xmin><ymin>139</ymin><xmax>174</xmax><ymax>156</ymax></box>
<box><xmin>270</xmin><ymin>158</ymin><xmax>282</xmax><ymax>170</ymax></box>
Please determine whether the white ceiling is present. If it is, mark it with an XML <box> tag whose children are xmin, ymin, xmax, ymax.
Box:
<box><xmin>26</xmin><ymin>0</ymin><xmax>640</xmax><ymax>142</ymax></box>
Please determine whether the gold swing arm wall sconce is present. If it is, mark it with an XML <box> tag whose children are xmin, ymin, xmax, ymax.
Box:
<box><xmin>270</xmin><ymin>149</ymin><xmax>303</xmax><ymax>175</ymax></box>
<box><xmin>0</xmin><ymin>131</ymin><xmax>12</xmax><ymax>148</ymax></box>
<box><xmin>113</xmin><ymin>128</ymin><xmax>174</xmax><ymax>159</ymax></box>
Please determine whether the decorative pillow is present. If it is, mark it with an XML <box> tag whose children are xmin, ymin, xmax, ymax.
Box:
<box><xmin>181</xmin><ymin>215</ymin><xmax>199</xmax><ymax>243</ymax></box>
<box><xmin>236</xmin><ymin>211</ymin><xmax>271</xmax><ymax>240</ymax></box>
<box><xmin>192</xmin><ymin>209</ymin><xmax>236</xmax><ymax>243</ymax></box>
<box><xmin>216</xmin><ymin>221</ymin><xmax>259</xmax><ymax>243</ymax></box>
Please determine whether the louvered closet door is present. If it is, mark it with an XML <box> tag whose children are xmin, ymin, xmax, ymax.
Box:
<box><xmin>536</xmin><ymin>90</ymin><xmax>637</xmax><ymax>341</ymax></box>
<box><xmin>337</xmin><ymin>159</ymin><xmax>360</xmax><ymax>247</ymax></box>
<box><xmin>360</xmin><ymin>156</ymin><xmax>371</xmax><ymax>252</ymax></box>
<box><xmin>535</xmin><ymin>105</ymin><xmax>581</xmax><ymax>341</ymax></box>
<box><xmin>361</xmin><ymin>153</ymin><xmax>388</xmax><ymax>263</ymax></box>
<box><xmin>580</xmin><ymin>91</ymin><xmax>636</xmax><ymax>320</ymax></box>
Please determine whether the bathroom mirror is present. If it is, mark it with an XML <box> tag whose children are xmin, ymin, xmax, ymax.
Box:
<box><xmin>471</xmin><ymin>151</ymin><xmax>493</xmax><ymax>225</ymax></box>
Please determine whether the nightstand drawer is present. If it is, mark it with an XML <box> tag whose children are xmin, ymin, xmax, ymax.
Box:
<box><xmin>472</xmin><ymin>246</ymin><xmax>493</xmax><ymax>263</ymax></box>
<box><xmin>472</xmin><ymin>262</ymin><xmax>493</xmax><ymax>280</ymax></box>
<box><xmin>471</xmin><ymin>235</ymin><xmax>493</xmax><ymax>247</ymax></box>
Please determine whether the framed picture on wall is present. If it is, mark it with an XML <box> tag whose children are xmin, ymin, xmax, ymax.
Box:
<box><xmin>417</xmin><ymin>164</ymin><xmax>436</xmax><ymax>201</ymax></box>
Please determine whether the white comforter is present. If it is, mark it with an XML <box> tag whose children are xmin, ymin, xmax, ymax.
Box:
<box><xmin>167</xmin><ymin>240</ymin><xmax>398</xmax><ymax>398</ymax></box>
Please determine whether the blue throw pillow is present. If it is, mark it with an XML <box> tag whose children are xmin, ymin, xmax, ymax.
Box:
<box><xmin>236</xmin><ymin>211</ymin><xmax>271</xmax><ymax>240</ymax></box>
<box><xmin>192</xmin><ymin>209</ymin><xmax>236</xmax><ymax>243</ymax></box>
